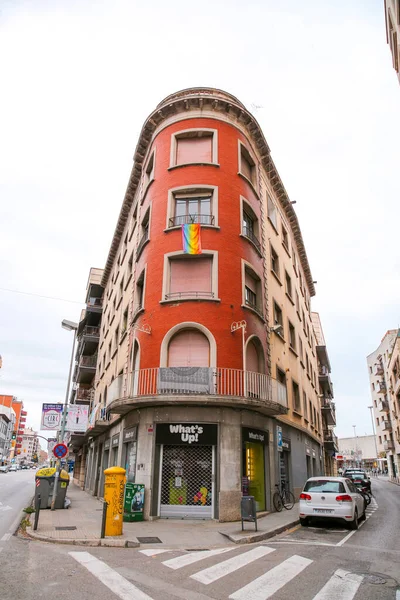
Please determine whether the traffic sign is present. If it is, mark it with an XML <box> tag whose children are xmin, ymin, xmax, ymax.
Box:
<box><xmin>53</xmin><ymin>443</ymin><xmax>68</xmax><ymax>459</ymax></box>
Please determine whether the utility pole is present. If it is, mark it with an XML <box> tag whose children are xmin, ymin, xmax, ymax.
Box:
<box><xmin>352</xmin><ymin>425</ymin><xmax>358</xmax><ymax>467</ymax></box>
<box><xmin>368</xmin><ymin>405</ymin><xmax>379</xmax><ymax>470</ymax></box>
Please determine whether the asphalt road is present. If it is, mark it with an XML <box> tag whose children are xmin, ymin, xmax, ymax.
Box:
<box><xmin>0</xmin><ymin>477</ymin><xmax>399</xmax><ymax>600</ymax></box>
<box><xmin>0</xmin><ymin>469</ymin><xmax>35</xmax><ymax>542</ymax></box>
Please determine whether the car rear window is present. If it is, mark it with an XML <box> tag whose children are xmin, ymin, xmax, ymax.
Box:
<box><xmin>303</xmin><ymin>480</ymin><xmax>345</xmax><ymax>493</ymax></box>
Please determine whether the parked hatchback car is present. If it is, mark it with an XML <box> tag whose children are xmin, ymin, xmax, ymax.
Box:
<box><xmin>299</xmin><ymin>477</ymin><xmax>366</xmax><ymax>529</ymax></box>
<box><xmin>0</xmin><ymin>465</ymin><xmax>9</xmax><ymax>473</ymax></box>
<box><xmin>344</xmin><ymin>469</ymin><xmax>371</xmax><ymax>492</ymax></box>
<box><xmin>9</xmin><ymin>464</ymin><xmax>17</xmax><ymax>472</ymax></box>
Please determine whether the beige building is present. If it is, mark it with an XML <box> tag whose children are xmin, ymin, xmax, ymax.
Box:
<box><xmin>386</xmin><ymin>330</ymin><xmax>400</xmax><ymax>478</ymax></box>
<box><xmin>20</xmin><ymin>427</ymin><xmax>40</xmax><ymax>464</ymax></box>
<box><xmin>338</xmin><ymin>435</ymin><xmax>377</xmax><ymax>470</ymax></box>
<box><xmin>367</xmin><ymin>329</ymin><xmax>397</xmax><ymax>476</ymax></box>
<box><xmin>385</xmin><ymin>0</ymin><xmax>400</xmax><ymax>83</ymax></box>
<box><xmin>71</xmin><ymin>88</ymin><xmax>334</xmax><ymax>520</ymax></box>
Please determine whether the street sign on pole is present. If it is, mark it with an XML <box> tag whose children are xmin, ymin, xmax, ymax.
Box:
<box><xmin>41</xmin><ymin>404</ymin><xmax>63</xmax><ymax>431</ymax></box>
<box><xmin>277</xmin><ymin>426</ymin><xmax>283</xmax><ymax>452</ymax></box>
<box><xmin>53</xmin><ymin>443</ymin><xmax>68</xmax><ymax>459</ymax></box>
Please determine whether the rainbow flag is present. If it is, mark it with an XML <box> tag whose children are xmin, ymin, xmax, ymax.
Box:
<box><xmin>182</xmin><ymin>223</ymin><xmax>202</xmax><ymax>255</ymax></box>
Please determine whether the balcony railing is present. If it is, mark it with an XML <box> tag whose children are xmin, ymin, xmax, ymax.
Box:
<box><xmin>165</xmin><ymin>291</ymin><xmax>215</xmax><ymax>301</ymax></box>
<box><xmin>381</xmin><ymin>420</ymin><xmax>392</xmax><ymax>432</ymax></box>
<box><xmin>384</xmin><ymin>439</ymin><xmax>395</xmax><ymax>451</ymax></box>
<box><xmin>323</xmin><ymin>429</ymin><xmax>338</xmax><ymax>448</ymax></box>
<box><xmin>169</xmin><ymin>214</ymin><xmax>215</xmax><ymax>227</ymax></box>
<box><xmin>117</xmin><ymin>367</ymin><xmax>288</xmax><ymax>411</ymax></box>
<box><xmin>242</xmin><ymin>226</ymin><xmax>262</xmax><ymax>253</ymax></box>
<box><xmin>79</xmin><ymin>355</ymin><xmax>97</xmax><ymax>369</ymax></box>
<box><xmin>378</xmin><ymin>399</ymin><xmax>389</xmax><ymax>412</ymax></box>
<box><xmin>87</xmin><ymin>297</ymin><xmax>103</xmax><ymax>309</ymax></box>
<box><xmin>83</xmin><ymin>326</ymin><xmax>100</xmax><ymax>338</ymax></box>
<box><xmin>320</xmin><ymin>397</ymin><xmax>336</xmax><ymax>425</ymax></box>
<box><xmin>318</xmin><ymin>365</ymin><xmax>330</xmax><ymax>377</ymax></box>
<box><xmin>76</xmin><ymin>388</ymin><xmax>93</xmax><ymax>402</ymax></box>
<box><xmin>245</xmin><ymin>299</ymin><xmax>265</xmax><ymax>319</ymax></box>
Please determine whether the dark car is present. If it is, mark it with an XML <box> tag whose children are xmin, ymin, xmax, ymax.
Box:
<box><xmin>345</xmin><ymin>470</ymin><xmax>371</xmax><ymax>492</ymax></box>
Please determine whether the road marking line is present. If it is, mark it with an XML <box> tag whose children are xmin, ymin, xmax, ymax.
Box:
<box><xmin>229</xmin><ymin>554</ymin><xmax>313</xmax><ymax>600</ymax></box>
<box><xmin>162</xmin><ymin>547</ymin><xmax>233</xmax><ymax>570</ymax></box>
<box><xmin>1</xmin><ymin>533</ymin><xmax>12</xmax><ymax>541</ymax></box>
<box><xmin>69</xmin><ymin>551</ymin><xmax>154</xmax><ymax>600</ymax></box>
<box><xmin>139</xmin><ymin>549</ymin><xmax>170</xmax><ymax>556</ymax></box>
<box><xmin>336</xmin><ymin>530</ymin><xmax>356</xmax><ymax>546</ymax></box>
<box><xmin>312</xmin><ymin>568</ymin><xmax>363</xmax><ymax>599</ymax></box>
<box><xmin>191</xmin><ymin>546</ymin><xmax>275</xmax><ymax>585</ymax></box>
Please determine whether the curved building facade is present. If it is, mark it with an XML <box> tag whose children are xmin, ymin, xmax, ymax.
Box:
<box><xmin>72</xmin><ymin>88</ymin><xmax>332</xmax><ymax>521</ymax></box>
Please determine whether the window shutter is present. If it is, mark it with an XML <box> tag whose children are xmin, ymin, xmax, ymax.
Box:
<box><xmin>176</xmin><ymin>136</ymin><xmax>212</xmax><ymax>164</ymax></box>
<box><xmin>168</xmin><ymin>330</ymin><xmax>210</xmax><ymax>366</ymax></box>
<box><xmin>170</xmin><ymin>258</ymin><xmax>212</xmax><ymax>294</ymax></box>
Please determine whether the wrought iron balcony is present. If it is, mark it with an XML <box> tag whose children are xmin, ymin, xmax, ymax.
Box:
<box><xmin>79</xmin><ymin>355</ymin><xmax>97</xmax><ymax>369</ymax></box>
<box><xmin>168</xmin><ymin>214</ymin><xmax>215</xmax><ymax>227</ymax></box>
<box><xmin>76</xmin><ymin>388</ymin><xmax>93</xmax><ymax>402</ymax></box>
<box><xmin>107</xmin><ymin>367</ymin><xmax>288</xmax><ymax>417</ymax></box>
<box><xmin>164</xmin><ymin>291</ymin><xmax>215</xmax><ymax>301</ymax></box>
<box><xmin>244</xmin><ymin>298</ymin><xmax>265</xmax><ymax>319</ymax></box>
<box><xmin>242</xmin><ymin>225</ymin><xmax>262</xmax><ymax>253</ymax></box>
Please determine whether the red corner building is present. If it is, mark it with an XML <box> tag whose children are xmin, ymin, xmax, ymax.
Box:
<box><xmin>73</xmin><ymin>89</ymin><xmax>335</xmax><ymax>521</ymax></box>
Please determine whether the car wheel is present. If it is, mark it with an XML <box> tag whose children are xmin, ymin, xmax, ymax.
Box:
<box><xmin>299</xmin><ymin>517</ymin><xmax>308</xmax><ymax>527</ymax></box>
<box><xmin>349</xmin><ymin>509</ymin><xmax>359</xmax><ymax>530</ymax></box>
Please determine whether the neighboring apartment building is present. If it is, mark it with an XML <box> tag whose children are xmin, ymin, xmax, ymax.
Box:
<box><xmin>385</xmin><ymin>0</ymin><xmax>400</xmax><ymax>84</ymax></box>
<box><xmin>0</xmin><ymin>404</ymin><xmax>15</xmax><ymax>463</ymax></box>
<box><xmin>0</xmin><ymin>395</ymin><xmax>26</xmax><ymax>461</ymax></box>
<box><xmin>20</xmin><ymin>427</ymin><xmax>40</xmax><ymax>464</ymax></box>
<box><xmin>386</xmin><ymin>330</ymin><xmax>400</xmax><ymax>478</ymax></box>
<box><xmin>367</xmin><ymin>329</ymin><xmax>397</xmax><ymax>477</ymax></box>
<box><xmin>311</xmin><ymin>313</ymin><xmax>337</xmax><ymax>475</ymax></box>
<box><xmin>73</xmin><ymin>88</ymin><xmax>331</xmax><ymax>521</ymax></box>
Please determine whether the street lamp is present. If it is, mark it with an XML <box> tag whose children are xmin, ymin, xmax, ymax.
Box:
<box><xmin>352</xmin><ymin>425</ymin><xmax>358</xmax><ymax>467</ymax></box>
<box><xmin>368</xmin><ymin>405</ymin><xmax>379</xmax><ymax>471</ymax></box>
<box><xmin>51</xmin><ymin>319</ymin><xmax>78</xmax><ymax>510</ymax></box>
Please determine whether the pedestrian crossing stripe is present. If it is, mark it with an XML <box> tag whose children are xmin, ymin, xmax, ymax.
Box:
<box><xmin>162</xmin><ymin>547</ymin><xmax>233</xmax><ymax>570</ymax></box>
<box><xmin>71</xmin><ymin>548</ymin><xmax>374</xmax><ymax>600</ymax></box>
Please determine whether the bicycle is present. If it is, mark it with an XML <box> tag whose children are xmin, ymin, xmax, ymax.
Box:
<box><xmin>273</xmin><ymin>483</ymin><xmax>295</xmax><ymax>511</ymax></box>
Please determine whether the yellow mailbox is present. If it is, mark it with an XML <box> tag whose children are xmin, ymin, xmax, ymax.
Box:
<box><xmin>103</xmin><ymin>466</ymin><xmax>126</xmax><ymax>536</ymax></box>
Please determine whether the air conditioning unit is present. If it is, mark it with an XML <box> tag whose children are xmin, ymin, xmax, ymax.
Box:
<box><xmin>158</xmin><ymin>367</ymin><xmax>215</xmax><ymax>394</ymax></box>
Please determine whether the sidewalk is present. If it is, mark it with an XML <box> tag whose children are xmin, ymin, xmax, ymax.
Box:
<box><xmin>26</xmin><ymin>483</ymin><xmax>299</xmax><ymax>549</ymax></box>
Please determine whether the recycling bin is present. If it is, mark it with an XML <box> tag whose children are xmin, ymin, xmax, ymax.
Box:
<box><xmin>35</xmin><ymin>467</ymin><xmax>70</xmax><ymax>509</ymax></box>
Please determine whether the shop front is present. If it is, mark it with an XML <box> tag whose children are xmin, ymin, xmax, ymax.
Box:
<box><xmin>122</xmin><ymin>426</ymin><xmax>137</xmax><ymax>483</ymax></box>
<box><xmin>156</xmin><ymin>423</ymin><xmax>217</xmax><ymax>519</ymax></box>
<box><xmin>242</xmin><ymin>427</ymin><xmax>268</xmax><ymax>512</ymax></box>
<box><xmin>279</xmin><ymin>437</ymin><xmax>291</xmax><ymax>490</ymax></box>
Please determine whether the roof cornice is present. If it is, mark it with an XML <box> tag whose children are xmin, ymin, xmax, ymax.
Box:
<box><xmin>101</xmin><ymin>87</ymin><xmax>315</xmax><ymax>296</ymax></box>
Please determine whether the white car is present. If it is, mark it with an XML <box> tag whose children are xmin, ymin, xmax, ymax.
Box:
<box><xmin>299</xmin><ymin>476</ymin><xmax>366</xmax><ymax>530</ymax></box>
<box><xmin>9</xmin><ymin>465</ymin><xmax>17</xmax><ymax>472</ymax></box>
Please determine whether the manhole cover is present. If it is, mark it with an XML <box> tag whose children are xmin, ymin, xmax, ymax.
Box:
<box><xmin>55</xmin><ymin>526</ymin><xmax>77</xmax><ymax>531</ymax></box>
<box><xmin>137</xmin><ymin>537</ymin><xmax>162</xmax><ymax>544</ymax></box>
<box><xmin>362</xmin><ymin>575</ymin><xmax>387</xmax><ymax>585</ymax></box>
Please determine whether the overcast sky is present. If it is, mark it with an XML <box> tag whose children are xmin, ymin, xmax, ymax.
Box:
<box><xmin>1</xmin><ymin>0</ymin><xmax>399</xmax><ymax>443</ymax></box>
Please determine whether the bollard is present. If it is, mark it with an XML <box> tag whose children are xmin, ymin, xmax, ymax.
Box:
<box><xmin>103</xmin><ymin>467</ymin><xmax>126</xmax><ymax>536</ymax></box>
<box><xmin>101</xmin><ymin>500</ymin><xmax>108</xmax><ymax>539</ymax></box>
<box><xmin>33</xmin><ymin>494</ymin><xmax>41</xmax><ymax>531</ymax></box>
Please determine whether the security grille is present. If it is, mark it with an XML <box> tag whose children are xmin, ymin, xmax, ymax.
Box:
<box><xmin>160</xmin><ymin>445</ymin><xmax>213</xmax><ymax>519</ymax></box>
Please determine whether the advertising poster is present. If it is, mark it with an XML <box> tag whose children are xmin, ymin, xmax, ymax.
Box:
<box><xmin>124</xmin><ymin>483</ymin><xmax>145</xmax><ymax>522</ymax></box>
<box><xmin>41</xmin><ymin>404</ymin><xmax>63</xmax><ymax>431</ymax></box>
<box><xmin>65</xmin><ymin>405</ymin><xmax>89</xmax><ymax>432</ymax></box>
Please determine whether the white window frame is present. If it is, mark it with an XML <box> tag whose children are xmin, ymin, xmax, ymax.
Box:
<box><xmin>161</xmin><ymin>250</ymin><xmax>219</xmax><ymax>304</ymax></box>
<box><xmin>166</xmin><ymin>184</ymin><xmax>219</xmax><ymax>229</ymax></box>
<box><xmin>241</xmin><ymin>259</ymin><xmax>264</xmax><ymax>320</ymax></box>
<box><xmin>169</xmin><ymin>128</ymin><xmax>218</xmax><ymax>168</ymax></box>
<box><xmin>238</xmin><ymin>140</ymin><xmax>258</xmax><ymax>193</ymax></box>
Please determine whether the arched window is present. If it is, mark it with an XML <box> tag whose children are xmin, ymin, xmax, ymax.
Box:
<box><xmin>168</xmin><ymin>329</ymin><xmax>210</xmax><ymax>367</ymax></box>
<box><xmin>245</xmin><ymin>337</ymin><xmax>265</xmax><ymax>374</ymax></box>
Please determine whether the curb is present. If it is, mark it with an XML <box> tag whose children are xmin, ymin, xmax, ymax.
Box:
<box><xmin>24</xmin><ymin>530</ymin><xmax>140</xmax><ymax>548</ymax></box>
<box><xmin>219</xmin><ymin>520</ymin><xmax>300</xmax><ymax>544</ymax></box>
